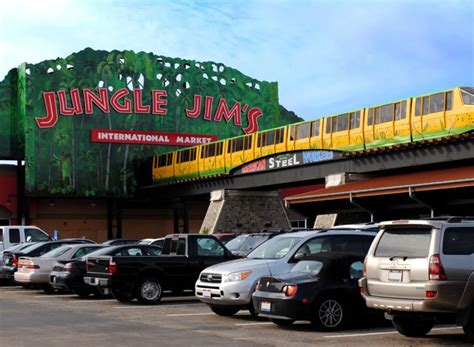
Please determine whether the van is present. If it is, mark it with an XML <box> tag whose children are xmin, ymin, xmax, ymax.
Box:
<box><xmin>0</xmin><ymin>226</ymin><xmax>50</xmax><ymax>251</ymax></box>
<box><xmin>359</xmin><ymin>217</ymin><xmax>474</xmax><ymax>341</ymax></box>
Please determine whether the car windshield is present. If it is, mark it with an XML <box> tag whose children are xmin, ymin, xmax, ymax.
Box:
<box><xmin>247</xmin><ymin>236</ymin><xmax>301</xmax><ymax>259</ymax></box>
<box><xmin>291</xmin><ymin>260</ymin><xmax>323</xmax><ymax>275</ymax></box>
<box><xmin>225</xmin><ymin>235</ymin><xmax>247</xmax><ymax>251</ymax></box>
<box><xmin>374</xmin><ymin>226</ymin><xmax>432</xmax><ymax>258</ymax></box>
<box><xmin>461</xmin><ymin>87</ymin><xmax>474</xmax><ymax>105</ymax></box>
<box><xmin>240</xmin><ymin>235</ymin><xmax>269</xmax><ymax>252</ymax></box>
<box><xmin>40</xmin><ymin>245</ymin><xmax>72</xmax><ymax>258</ymax></box>
<box><xmin>138</xmin><ymin>240</ymin><xmax>151</xmax><ymax>245</ymax></box>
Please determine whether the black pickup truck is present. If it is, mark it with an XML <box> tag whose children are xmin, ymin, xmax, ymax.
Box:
<box><xmin>84</xmin><ymin>234</ymin><xmax>236</xmax><ymax>304</ymax></box>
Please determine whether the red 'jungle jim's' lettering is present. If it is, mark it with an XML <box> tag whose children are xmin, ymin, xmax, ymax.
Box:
<box><xmin>36</xmin><ymin>88</ymin><xmax>263</xmax><ymax>134</ymax></box>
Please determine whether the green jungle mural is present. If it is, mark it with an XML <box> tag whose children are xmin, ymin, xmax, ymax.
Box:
<box><xmin>0</xmin><ymin>48</ymin><xmax>301</xmax><ymax>197</ymax></box>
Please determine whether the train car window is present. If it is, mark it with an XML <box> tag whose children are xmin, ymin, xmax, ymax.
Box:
<box><xmin>446</xmin><ymin>91</ymin><xmax>453</xmax><ymax>110</ymax></box>
<box><xmin>422</xmin><ymin>96</ymin><xmax>429</xmax><ymax>115</ymax></box>
<box><xmin>429</xmin><ymin>93</ymin><xmax>444</xmax><ymax>113</ymax></box>
<box><xmin>379</xmin><ymin>104</ymin><xmax>393</xmax><ymax>123</ymax></box>
<box><xmin>264</xmin><ymin>130</ymin><xmax>275</xmax><ymax>146</ymax></box>
<box><xmin>415</xmin><ymin>98</ymin><xmax>422</xmax><ymax>116</ymax></box>
<box><xmin>227</xmin><ymin>139</ymin><xmax>235</xmax><ymax>153</ymax></box>
<box><xmin>374</xmin><ymin>107</ymin><xmax>381</xmax><ymax>124</ymax></box>
<box><xmin>244</xmin><ymin>135</ymin><xmax>252</xmax><ymax>150</ymax></box>
<box><xmin>368</xmin><ymin>108</ymin><xmax>374</xmax><ymax>125</ymax></box>
<box><xmin>257</xmin><ymin>132</ymin><xmax>265</xmax><ymax>147</ymax></box>
<box><xmin>201</xmin><ymin>143</ymin><xmax>214</xmax><ymax>158</ymax></box>
<box><xmin>394</xmin><ymin>102</ymin><xmax>406</xmax><ymax>120</ymax></box>
<box><xmin>296</xmin><ymin>123</ymin><xmax>311</xmax><ymax>139</ymax></box>
<box><xmin>461</xmin><ymin>87</ymin><xmax>474</xmax><ymax>105</ymax></box>
<box><xmin>276</xmin><ymin>129</ymin><xmax>284</xmax><ymax>144</ymax></box>
<box><xmin>288</xmin><ymin>125</ymin><xmax>295</xmax><ymax>141</ymax></box>
<box><xmin>167</xmin><ymin>153</ymin><xmax>173</xmax><ymax>165</ymax></box>
<box><xmin>216</xmin><ymin>142</ymin><xmax>223</xmax><ymax>155</ymax></box>
<box><xmin>311</xmin><ymin>120</ymin><xmax>320</xmax><ymax>136</ymax></box>
<box><xmin>350</xmin><ymin>111</ymin><xmax>360</xmax><ymax>129</ymax></box>
<box><xmin>325</xmin><ymin>117</ymin><xmax>332</xmax><ymax>133</ymax></box>
<box><xmin>177</xmin><ymin>148</ymin><xmax>196</xmax><ymax>163</ymax></box>
<box><xmin>336</xmin><ymin>114</ymin><xmax>349</xmax><ymax>131</ymax></box>
<box><xmin>158</xmin><ymin>154</ymin><xmax>167</xmax><ymax>167</ymax></box>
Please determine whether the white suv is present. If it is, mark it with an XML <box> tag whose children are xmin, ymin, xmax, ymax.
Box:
<box><xmin>0</xmin><ymin>226</ymin><xmax>50</xmax><ymax>251</ymax></box>
<box><xmin>359</xmin><ymin>217</ymin><xmax>474</xmax><ymax>342</ymax></box>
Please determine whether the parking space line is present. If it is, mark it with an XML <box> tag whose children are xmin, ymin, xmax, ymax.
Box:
<box><xmin>67</xmin><ymin>299</ymin><xmax>116</xmax><ymax>303</ymax></box>
<box><xmin>113</xmin><ymin>303</ymin><xmax>204</xmax><ymax>308</ymax></box>
<box><xmin>33</xmin><ymin>295</ymin><xmax>76</xmax><ymax>298</ymax></box>
<box><xmin>323</xmin><ymin>326</ymin><xmax>461</xmax><ymax>339</ymax></box>
<box><xmin>166</xmin><ymin>312</ymin><xmax>215</xmax><ymax>317</ymax></box>
<box><xmin>234</xmin><ymin>322</ymin><xmax>273</xmax><ymax>326</ymax></box>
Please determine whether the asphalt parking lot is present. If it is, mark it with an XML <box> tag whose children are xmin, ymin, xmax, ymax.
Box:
<box><xmin>0</xmin><ymin>286</ymin><xmax>469</xmax><ymax>347</ymax></box>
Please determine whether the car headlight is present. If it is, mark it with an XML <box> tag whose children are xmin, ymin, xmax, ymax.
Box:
<box><xmin>223</xmin><ymin>271</ymin><xmax>252</xmax><ymax>283</ymax></box>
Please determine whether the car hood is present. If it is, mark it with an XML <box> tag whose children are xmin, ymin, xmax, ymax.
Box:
<box><xmin>203</xmin><ymin>258</ymin><xmax>278</xmax><ymax>274</ymax></box>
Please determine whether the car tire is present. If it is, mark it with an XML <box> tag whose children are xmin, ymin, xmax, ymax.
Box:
<box><xmin>136</xmin><ymin>277</ymin><xmax>163</xmax><ymax>305</ymax></box>
<box><xmin>209</xmin><ymin>305</ymin><xmax>240</xmax><ymax>316</ymax></box>
<box><xmin>392</xmin><ymin>317</ymin><xmax>434</xmax><ymax>337</ymax></box>
<box><xmin>311</xmin><ymin>296</ymin><xmax>351</xmax><ymax>331</ymax></box>
<box><xmin>463</xmin><ymin>308</ymin><xmax>474</xmax><ymax>342</ymax></box>
<box><xmin>111</xmin><ymin>288</ymin><xmax>133</xmax><ymax>302</ymax></box>
<box><xmin>271</xmin><ymin>319</ymin><xmax>295</xmax><ymax>327</ymax></box>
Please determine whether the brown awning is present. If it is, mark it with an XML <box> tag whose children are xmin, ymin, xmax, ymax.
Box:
<box><xmin>286</xmin><ymin>165</ymin><xmax>474</xmax><ymax>205</ymax></box>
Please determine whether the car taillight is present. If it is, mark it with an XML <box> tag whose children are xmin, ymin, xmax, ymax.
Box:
<box><xmin>26</xmin><ymin>264</ymin><xmax>40</xmax><ymax>270</ymax></box>
<box><xmin>426</xmin><ymin>290</ymin><xmax>437</xmax><ymax>298</ymax></box>
<box><xmin>363</xmin><ymin>256</ymin><xmax>368</xmax><ymax>277</ymax></box>
<box><xmin>109</xmin><ymin>259</ymin><xmax>117</xmax><ymax>274</ymax></box>
<box><xmin>429</xmin><ymin>254</ymin><xmax>447</xmax><ymax>280</ymax></box>
<box><xmin>281</xmin><ymin>284</ymin><xmax>297</xmax><ymax>297</ymax></box>
<box><xmin>12</xmin><ymin>255</ymin><xmax>18</xmax><ymax>266</ymax></box>
<box><xmin>64</xmin><ymin>263</ymin><xmax>75</xmax><ymax>273</ymax></box>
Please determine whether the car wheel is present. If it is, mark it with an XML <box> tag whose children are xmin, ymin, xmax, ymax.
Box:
<box><xmin>463</xmin><ymin>308</ymin><xmax>474</xmax><ymax>342</ymax></box>
<box><xmin>392</xmin><ymin>317</ymin><xmax>434</xmax><ymax>337</ymax></box>
<box><xmin>111</xmin><ymin>288</ymin><xmax>133</xmax><ymax>302</ymax></box>
<box><xmin>312</xmin><ymin>297</ymin><xmax>350</xmax><ymax>331</ymax></box>
<box><xmin>248</xmin><ymin>303</ymin><xmax>259</xmax><ymax>318</ymax></box>
<box><xmin>74</xmin><ymin>288</ymin><xmax>92</xmax><ymax>298</ymax></box>
<box><xmin>136</xmin><ymin>277</ymin><xmax>163</xmax><ymax>305</ymax></box>
<box><xmin>210</xmin><ymin>305</ymin><xmax>240</xmax><ymax>316</ymax></box>
<box><xmin>271</xmin><ymin>319</ymin><xmax>295</xmax><ymax>327</ymax></box>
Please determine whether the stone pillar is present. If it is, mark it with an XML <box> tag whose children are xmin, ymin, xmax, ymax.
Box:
<box><xmin>200</xmin><ymin>190</ymin><xmax>290</xmax><ymax>234</ymax></box>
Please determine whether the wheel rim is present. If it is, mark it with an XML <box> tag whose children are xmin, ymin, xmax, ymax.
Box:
<box><xmin>318</xmin><ymin>299</ymin><xmax>343</xmax><ymax>328</ymax></box>
<box><xmin>141</xmin><ymin>280</ymin><xmax>161</xmax><ymax>301</ymax></box>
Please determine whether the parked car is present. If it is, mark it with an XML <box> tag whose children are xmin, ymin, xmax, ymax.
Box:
<box><xmin>102</xmin><ymin>239</ymin><xmax>139</xmax><ymax>246</ymax></box>
<box><xmin>225</xmin><ymin>232</ymin><xmax>279</xmax><ymax>257</ymax></box>
<box><xmin>50</xmin><ymin>244</ymin><xmax>162</xmax><ymax>298</ymax></box>
<box><xmin>14</xmin><ymin>244</ymin><xmax>106</xmax><ymax>293</ymax></box>
<box><xmin>359</xmin><ymin>217</ymin><xmax>474</xmax><ymax>342</ymax></box>
<box><xmin>195</xmin><ymin>228</ymin><xmax>375</xmax><ymax>316</ymax></box>
<box><xmin>0</xmin><ymin>226</ymin><xmax>50</xmax><ymax>251</ymax></box>
<box><xmin>1</xmin><ymin>239</ymin><xmax>95</xmax><ymax>283</ymax></box>
<box><xmin>138</xmin><ymin>237</ymin><xmax>165</xmax><ymax>248</ymax></box>
<box><xmin>212</xmin><ymin>233</ymin><xmax>239</xmax><ymax>245</ymax></box>
<box><xmin>85</xmin><ymin>234</ymin><xmax>236</xmax><ymax>304</ymax></box>
<box><xmin>253</xmin><ymin>252</ymin><xmax>380</xmax><ymax>330</ymax></box>
<box><xmin>0</xmin><ymin>243</ymin><xmax>38</xmax><ymax>283</ymax></box>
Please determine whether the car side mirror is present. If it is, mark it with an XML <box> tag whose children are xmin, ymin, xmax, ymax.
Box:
<box><xmin>292</xmin><ymin>253</ymin><xmax>306</xmax><ymax>262</ymax></box>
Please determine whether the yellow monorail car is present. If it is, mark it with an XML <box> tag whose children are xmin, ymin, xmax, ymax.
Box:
<box><xmin>152</xmin><ymin>86</ymin><xmax>474</xmax><ymax>183</ymax></box>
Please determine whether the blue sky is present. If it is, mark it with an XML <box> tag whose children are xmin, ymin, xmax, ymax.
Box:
<box><xmin>0</xmin><ymin>0</ymin><xmax>473</xmax><ymax>120</ymax></box>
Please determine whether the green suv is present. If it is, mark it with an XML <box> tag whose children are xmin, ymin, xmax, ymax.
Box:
<box><xmin>359</xmin><ymin>217</ymin><xmax>474</xmax><ymax>342</ymax></box>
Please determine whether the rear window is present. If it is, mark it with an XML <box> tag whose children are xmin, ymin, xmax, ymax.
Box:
<box><xmin>374</xmin><ymin>227</ymin><xmax>432</xmax><ymax>258</ymax></box>
<box><xmin>443</xmin><ymin>227</ymin><xmax>474</xmax><ymax>255</ymax></box>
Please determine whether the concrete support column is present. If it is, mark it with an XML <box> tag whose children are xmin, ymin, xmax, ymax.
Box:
<box><xmin>200</xmin><ymin>190</ymin><xmax>290</xmax><ymax>234</ymax></box>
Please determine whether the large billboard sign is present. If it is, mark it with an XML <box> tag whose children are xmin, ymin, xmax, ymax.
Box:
<box><xmin>0</xmin><ymin>48</ymin><xmax>301</xmax><ymax>197</ymax></box>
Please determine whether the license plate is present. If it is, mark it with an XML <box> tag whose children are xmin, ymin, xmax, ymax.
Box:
<box><xmin>261</xmin><ymin>301</ymin><xmax>271</xmax><ymax>312</ymax></box>
<box><xmin>202</xmin><ymin>289</ymin><xmax>212</xmax><ymax>298</ymax></box>
<box><xmin>388</xmin><ymin>270</ymin><xmax>402</xmax><ymax>282</ymax></box>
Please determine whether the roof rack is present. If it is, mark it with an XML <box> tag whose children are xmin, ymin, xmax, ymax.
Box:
<box><xmin>422</xmin><ymin>216</ymin><xmax>474</xmax><ymax>223</ymax></box>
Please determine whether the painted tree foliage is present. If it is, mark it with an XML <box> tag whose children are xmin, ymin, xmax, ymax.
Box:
<box><xmin>0</xmin><ymin>48</ymin><xmax>301</xmax><ymax>197</ymax></box>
